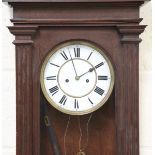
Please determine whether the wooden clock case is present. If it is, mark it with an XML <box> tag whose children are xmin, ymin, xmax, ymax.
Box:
<box><xmin>4</xmin><ymin>0</ymin><xmax>148</xmax><ymax>154</ymax></box>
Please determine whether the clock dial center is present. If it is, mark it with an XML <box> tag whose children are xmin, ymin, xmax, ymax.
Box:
<box><xmin>57</xmin><ymin>58</ymin><xmax>97</xmax><ymax>98</ymax></box>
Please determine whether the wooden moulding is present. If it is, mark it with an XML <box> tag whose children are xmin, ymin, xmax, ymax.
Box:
<box><xmin>2</xmin><ymin>0</ymin><xmax>149</xmax><ymax>2</ymax></box>
<box><xmin>3</xmin><ymin>0</ymin><xmax>149</xmax><ymax>7</ymax></box>
<box><xmin>8</xmin><ymin>18</ymin><xmax>146</xmax><ymax>44</ymax></box>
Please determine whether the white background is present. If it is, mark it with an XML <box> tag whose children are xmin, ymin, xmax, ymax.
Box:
<box><xmin>0</xmin><ymin>1</ymin><xmax>154</xmax><ymax>155</ymax></box>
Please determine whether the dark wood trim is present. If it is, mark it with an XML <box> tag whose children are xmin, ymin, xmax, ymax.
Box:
<box><xmin>7</xmin><ymin>2</ymin><xmax>145</xmax><ymax>7</ymax></box>
<box><xmin>117</xmin><ymin>25</ymin><xmax>147</xmax><ymax>43</ymax></box>
<box><xmin>8</xmin><ymin>26</ymin><xmax>38</xmax><ymax>35</ymax></box>
<box><xmin>8</xmin><ymin>22</ymin><xmax>146</xmax><ymax>44</ymax></box>
<box><xmin>3</xmin><ymin>0</ymin><xmax>149</xmax><ymax>3</ymax></box>
<box><xmin>8</xmin><ymin>26</ymin><xmax>38</xmax><ymax>45</ymax></box>
<box><xmin>115</xmin><ymin>43</ymin><xmax>140</xmax><ymax>154</ymax></box>
<box><xmin>11</xmin><ymin>18</ymin><xmax>142</xmax><ymax>26</ymax></box>
<box><xmin>15</xmin><ymin>44</ymin><xmax>34</xmax><ymax>155</ymax></box>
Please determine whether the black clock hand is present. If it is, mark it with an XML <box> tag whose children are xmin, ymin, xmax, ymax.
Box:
<box><xmin>78</xmin><ymin>67</ymin><xmax>95</xmax><ymax>79</ymax></box>
<box><xmin>68</xmin><ymin>49</ymin><xmax>79</xmax><ymax>79</ymax></box>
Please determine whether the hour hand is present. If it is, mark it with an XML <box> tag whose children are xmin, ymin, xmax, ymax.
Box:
<box><xmin>78</xmin><ymin>67</ymin><xmax>95</xmax><ymax>79</ymax></box>
<box><xmin>89</xmin><ymin>67</ymin><xmax>95</xmax><ymax>72</ymax></box>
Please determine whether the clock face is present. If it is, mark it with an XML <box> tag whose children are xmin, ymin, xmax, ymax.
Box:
<box><xmin>40</xmin><ymin>41</ymin><xmax>114</xmax><ymax>115</ymax></box>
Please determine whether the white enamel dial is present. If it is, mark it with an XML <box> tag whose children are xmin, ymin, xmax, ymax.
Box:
<box><xmin>40</xmin><ymin>41</ymin><xmax>114</xmax><ymax>115</ymax></box>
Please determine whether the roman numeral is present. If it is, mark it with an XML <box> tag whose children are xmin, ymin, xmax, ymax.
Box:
<box><xmin>50</xmin><ymin>63</ymin><xmax>60</xmax><ymax>67</ymax></box>
<box><xmin>74</xmin><ymin>48</ymin><xmax>80</xmax><ymax>57</ymax></box>
<box><xmin>46</xmin><ymin>76</ymin><xmax>56</xmax><ymax>80</ymax></box>
<box><xmin>49</xmin><ymin>86</ymin><xmax>59</xmax><ymax>96</ymax></box>
<box><xmin>88</xmin><ymin>98</ymin><xmax>94</xmax><ymax>105</ymax></box>
<box><xmin>60</xmin><ymin>51</ymin><xmax>68</xmax><ymax>60</ymax></box>
<box><xmin>59</xmin><ymin>95</ymin><xmax>67</xmax><ymax>105</ymax></box>
<box><xmin>98</xmin><ymin>76</ymin><xmax>108</xmax><ymax>80</ymax></box>
<box><xmin>94</xmin><ymin>86</ymin><xmax>104</xmax><ymax>96</ymax></box>
<box><xmin>95</xmin><ymin>62</ymin><xmax>104</xmax><ymax>69</ymax></box>
<box><xmin>87</xmin><ymin>52</ymin><xmax>93</xmax><ymax>60</ymax></box>
<box><xmin>74</xmin><ymin>99</ymin><xmax>79</xmax><ymax>109</ymax></box>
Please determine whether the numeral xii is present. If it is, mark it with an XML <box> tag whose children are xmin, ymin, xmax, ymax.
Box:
<box><xmin>74</xmin><ymin>48</ymin><xmax>80</xmax><ymax>57</ymax></box>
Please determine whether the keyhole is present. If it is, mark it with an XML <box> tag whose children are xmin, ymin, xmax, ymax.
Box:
<box><xmin>65</xmin><ymin>79</ymin><xmax>69</xmax><ymax>83</ymax></box>
<box><xmin>86</xmin><ymin>79</ymin><xmax>89</xmax><ymax>83</ymax></box>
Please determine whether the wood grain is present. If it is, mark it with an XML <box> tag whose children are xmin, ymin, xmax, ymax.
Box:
<box><xmin>6</xmin><ymin>0</ymin><xmax>147</xmax><ymax>155</ymax></box>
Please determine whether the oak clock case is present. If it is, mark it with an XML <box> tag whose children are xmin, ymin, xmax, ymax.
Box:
<box><xmin>5</xmin><ymin>0</ymin><xmax>147</xmax><ymax>155</ymax></box>
<box><xmin>40</xmin><ymin>41</ymin><xmax>114</xmax><ymax>115</ymax></box>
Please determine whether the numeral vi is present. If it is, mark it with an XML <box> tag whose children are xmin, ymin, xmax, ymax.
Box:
<box><xmin>74</xmin><ymin>99</ymin><xmax>79</xmax><ymax>109</ymax></box>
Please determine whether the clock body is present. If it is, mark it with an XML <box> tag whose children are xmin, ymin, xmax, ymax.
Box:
<box><xmin>40</xmin><ymin>41</ymin><xmax>114</xmax><ymax>115</ymax></box>
<box><xmin>6</xmin><ymin>0</ymin><xmax>147</xmax><ymax>155</ymax></box>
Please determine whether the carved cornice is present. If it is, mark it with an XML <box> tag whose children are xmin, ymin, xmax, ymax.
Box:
<box><xmin>8</xmin><ymin>19</ymin><xmax>146</xmax><ymax>44</ymax></box>
<box><xmin>3</xmin><ymin>0</ymin><xmax>149</xmax><ymax>2</ymax></box>
<box><xmin>11</xmin><ymin>18</ymin><xmax>142</xmax><ymax>27</ymax></box>
<box><xmin>3</xmin><ymin>0</ymin><xmax>147</xmax><ymax>7</ymax></box>
<box><xmin>117</xmin><ymin>25</ymin><xmax>147</xmax><ymax>43</ymax></box>
<box><xmin>8</xmin><ymin>26</ymin><xmax>38</xmax><ymax>45</ymax></box>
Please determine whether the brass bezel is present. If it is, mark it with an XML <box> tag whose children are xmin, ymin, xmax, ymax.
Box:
<box><xmin>40</xmin><ymin>40</ymin><xmax>115</xmax><ymax>115</ymax></box>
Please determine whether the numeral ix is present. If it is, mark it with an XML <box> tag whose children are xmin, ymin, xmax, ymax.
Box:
<box><xmin>46</xmin><ymin>76</ymin><xmax>56</xmax><ymax>80</ymax></box>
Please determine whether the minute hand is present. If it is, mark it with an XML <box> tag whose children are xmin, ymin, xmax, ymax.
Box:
<box><xmin>78</xmin><ymin>67</ymin><xmax>95</xmax><ymax>79</ymax></box>
<box><xmin>68</xmin><ymin>50</ymin><xmax>78</xmax><ymax>78</ymax></box>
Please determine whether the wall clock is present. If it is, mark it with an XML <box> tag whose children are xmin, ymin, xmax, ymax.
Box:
<box><xmin>40</xmin><ymin>41</ymin><xmax>114</xmax><ymax>115</ymax></box>
<box><xmin>4</xmin><ymin>0</ymin><xmax>148</xmax><ymax>155</ymax></box>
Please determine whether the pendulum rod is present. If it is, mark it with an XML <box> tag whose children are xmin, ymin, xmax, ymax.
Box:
<box><xmin>77</xmin><ymin>114</ymin><xmax>93</xmax><ymax>155</ymax></box>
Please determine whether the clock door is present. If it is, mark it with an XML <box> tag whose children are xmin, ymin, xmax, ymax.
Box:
<box><xmin>40</xmin><ymin>90</ymin><xmax>116</xmax><ymax>155</ymax></box>
<box><xmin>40</xmin><ymin>41</ymin><xmax>115</xmax><ymax>155</ymax></box>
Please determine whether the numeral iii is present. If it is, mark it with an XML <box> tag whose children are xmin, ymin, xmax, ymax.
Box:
<box><xmin>98</xmin><ymin>76</ymin><xmax>108</xmax><ymax>80</ymax></box>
